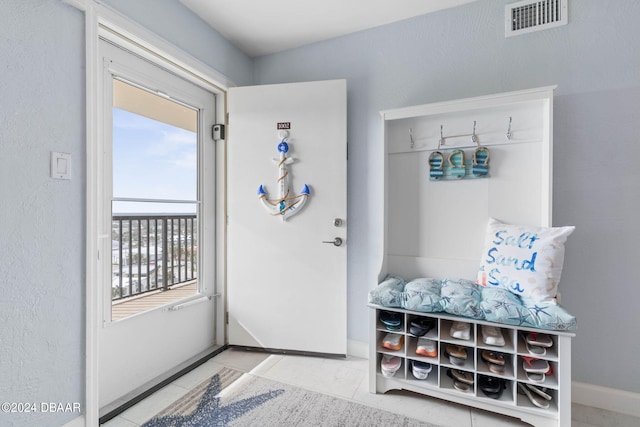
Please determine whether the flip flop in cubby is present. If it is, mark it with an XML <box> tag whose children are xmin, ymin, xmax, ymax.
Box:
<box><xmin>446</xmin><ymin>344</ymin><xmax>468</xmax><ymax>366</ymax></box>
<box><xmin>447</xmin><ymin>369</ymin><xmax>474</xmax><ymax>393</ymax></box>
<box><xmin>479</xmin><ymin>375</ymin><xmax>506</xmax><ymax>399</ymax></box>
<box><xmin>428</xmin><ymin>151</ymin><xmax>445</xmax><ymax>180</ymax></box>
<box><xmin>522</xmin><ymin>356</ymin><xmax>549</xmax><ymax>373</ymax></box>
<box><xmin>482</xmin><ymin>350</ymin><xmax>506</xmax><ymax>374</ymax></box>
<box><xmin>472</xmin><ymin>146</ymin><xmax>490</xmax><ymax>176</ymax></box>
<box><xmin>526</xmin><ymin>332</ymin><xmax>553</xmax><ymax>348</ymax></box>
<box><xmin>526</xmin><ymin>340</ymin><xmax>547</xmax><ymax>356</ymax></box>
<box><xmin>448</xmin><ymin>149</ymin><xmax>466</xmax><ymax>178</ymax></box>
<box><xmin>518</xmin><ymin>383</ymin><xmax>551</xmax><ymax>409</ymax></box>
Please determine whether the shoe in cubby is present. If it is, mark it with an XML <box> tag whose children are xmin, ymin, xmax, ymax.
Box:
<box><xmin>411</xmin><ymin>360</ymin><xmax>433</xmax><ymax>380</ymax></box>
<box><xmin>380</xmin><ymin>354</ymin><xmax>402</xmax><ymax>378</ymax></box>
<box><xmin>379</xmin><ymin>310</ymin><xmax>403</xmax><ymax>332</ymax></box>
<box><xmin>408</xmin><ymin>317</ymin><xmax>436</xmax><ymax>337</ymax></box>
<box><xmin>480</xmin><ymin>325</ymin><xmax>506</xmax><ymax>347</ymax></box>
<box><xmin>415</xmin><ymin>336</ymin><xmax>438</xmax><ymax>358</ymax></box>
<box><xmin>450</xmin><ymin>320</ymin><xmax>471</xmax><ymax>340</ymax></box>
<box><xmin>382</xmin><ymin>332</ymin><xmax>404</xmax><ymax>351</ymax></box>
<box><xmin>478</xmin><ymin>375</ymin><xmax>507</xmax><ymax>400</ymax></box>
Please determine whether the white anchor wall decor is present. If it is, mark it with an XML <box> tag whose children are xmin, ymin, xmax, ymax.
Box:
<box><xmin>257</xmin><ymin>138</ymin><xmax>310</xmax><ymax>221</ymax></box>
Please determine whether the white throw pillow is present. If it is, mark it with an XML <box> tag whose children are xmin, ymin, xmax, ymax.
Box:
<box><xmin>476</xmin><ymin>218</ymin><xmax>575</xmax><ymax>303</ymax></box>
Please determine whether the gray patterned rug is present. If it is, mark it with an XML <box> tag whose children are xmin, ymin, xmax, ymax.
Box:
<box><xmin>142</xmin><ymin>367</ymin><xmax>440</xmax><ymax>426</ymax></box>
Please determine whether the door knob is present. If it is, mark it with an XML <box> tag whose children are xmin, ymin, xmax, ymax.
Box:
<box><xmin>322</xmin><ymin>237</ymin><xmax>343</xmax><ymax>247</ymax></box>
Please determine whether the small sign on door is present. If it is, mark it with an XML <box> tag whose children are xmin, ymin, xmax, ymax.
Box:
<box><xmin>277</xmin><ymin>122</ymin><xmax>291</xmax><ymax>130</ymax></box>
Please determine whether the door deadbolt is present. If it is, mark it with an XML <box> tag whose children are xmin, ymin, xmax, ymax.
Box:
<box><xmin>333</xmin><ymin>218</ymin><xmax>344</xmax><ymax>227</ymax></box>
<box><xmin>322</xmin><ymin>237</ymin><xmax>343</xmax><ymax>247</ymax></box>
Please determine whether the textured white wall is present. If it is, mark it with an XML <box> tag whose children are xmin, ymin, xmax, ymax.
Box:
<box><xmin>253</xmin><ymin>0</ymin><xmax>640</xmax><ymax>394</ymax></box>
<box><xmin>0</xmin><ymin>1</ymin><xmax>85</xmax><ymax>426</ymax></box>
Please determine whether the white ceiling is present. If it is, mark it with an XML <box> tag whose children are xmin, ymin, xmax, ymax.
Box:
<box><xmin>179</xmin><ymin>0</ymin><xmax>476</xmax><ymax>58</ymax></box>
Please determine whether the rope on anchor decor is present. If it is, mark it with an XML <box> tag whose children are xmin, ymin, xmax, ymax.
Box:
<box><xmin>257</xmin><ymin>139</ymin><xmax>310</xmax><ymax>221</ymax></box>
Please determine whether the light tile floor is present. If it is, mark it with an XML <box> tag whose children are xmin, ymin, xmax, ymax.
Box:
<box><xmin>102</xmin><ymin>349</ymin><xmax>639</xmax><ymax>427</ymax></box>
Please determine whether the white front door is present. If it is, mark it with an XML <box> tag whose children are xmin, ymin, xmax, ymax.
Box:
<box><xmin>98</xmin><ymin>39</ymin><xmax>218</xmax><ymax>409</ymax></box>
<box><xmin>227</xmin><ymin>80</ymin><xmax>347</xmax><ymax>355</ymax></box>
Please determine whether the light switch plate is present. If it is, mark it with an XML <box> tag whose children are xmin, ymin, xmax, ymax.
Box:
<box><xmin>51</xmin><ymin>151</ymin><xmax>71</xmax><ymax>180</ymax></box>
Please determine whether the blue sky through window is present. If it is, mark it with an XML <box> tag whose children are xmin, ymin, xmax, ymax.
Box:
<box><xmin>112</xmin><ymin>108</ymin><xmax>197</xmax><ymax>214</ymax></box>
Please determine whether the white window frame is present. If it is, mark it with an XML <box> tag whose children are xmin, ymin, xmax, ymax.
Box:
<box><xmin>65</xmin><ymin>1</ymin><xmax>230</xmax><ymax>424</ymax></box>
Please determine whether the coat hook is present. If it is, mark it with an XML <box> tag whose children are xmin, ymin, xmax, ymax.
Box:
<box><xmin>471</xmin><ymin>120</ymin><xmax>478</xmax><ymax>144</ymax></box>
<box><xmin>506</xmin><ymin>117</ymin><xmax>513</xmax><ymax>140</ymax></box>
<box><xmin>439</xmin><ymin>125</ymin><xmax>445</xmax><ymax>148</ymax></box>
<box><xmin>409</xmin><ymin>128</ymin><xmax>414</xmax><ymax>149</ymax></box>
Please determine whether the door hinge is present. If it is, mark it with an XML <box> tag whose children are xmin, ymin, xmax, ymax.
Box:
<box><xmin>225</xmin><ymin>312</ymin><xmax>229</xmax><ymax>325</ymax></box>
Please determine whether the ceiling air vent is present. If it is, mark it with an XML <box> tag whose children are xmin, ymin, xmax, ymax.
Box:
<box><xmin>505</xmin><ymin>0</ymin><xmax>567</xmax><ymax>37</ymax></box>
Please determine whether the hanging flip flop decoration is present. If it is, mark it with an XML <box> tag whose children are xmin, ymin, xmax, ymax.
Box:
<box><xmin>472</xmin><ymin>146</ymin><xmax>490</xmax><ymax>176</ymax></box>
<box><xmin>428</xmin><ymin>151</ymin><xmax>445</xmax><ymax>180</ymax></box>
<box><xmin>257</xmin><ymin>139</ymin><xmax>310</xmax><ymax>221</ymax></box>
<box><xmin>448</xmin><ymin>149</ymin><xmax>466</xmax><ymax>179</ymax></box>
<box><xmin>425</xmin><ymin>121</ymin><xmax>494</xmax><ymax>181</ymax></box>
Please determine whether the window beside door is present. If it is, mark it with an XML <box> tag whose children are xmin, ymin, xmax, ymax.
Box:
<box><xmin>110</xmin><ymin>79</ymin><xmax>199</xmax><ymax>320</ymax></box>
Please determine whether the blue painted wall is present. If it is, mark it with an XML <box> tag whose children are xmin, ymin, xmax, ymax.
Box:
<box><xmin>0</xmin><ymin>2</ymin><xmax>85</xmax><ymax>426</ymax></box>
<box><xmin>0</xmin><ymin>0</ymin><xmax>251</xmax><ymax>425</ymax></box>
<box><xmin>253</xmin><ymin>0</ymin><xmax>640</xmax><ymax>394</ymax></box>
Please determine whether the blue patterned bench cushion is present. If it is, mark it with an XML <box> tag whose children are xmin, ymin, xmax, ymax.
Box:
<box><xmin>369</xmin><ymin>275</ymin><xmax>576</xmax><ymax>331</ymax></box>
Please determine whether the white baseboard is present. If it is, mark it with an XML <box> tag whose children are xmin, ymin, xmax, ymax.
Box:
<box><xmin>347</xmin><ymin>339</ymin><xmax>368</xmax><ymax>359</ymax></box>
<box><xmin>62</xmin><ymin>414</ymin><xmax>85</xmax><ymax>427</ymax></box>
<box><xmin>572</xmin><ymin>381</ymin><xmax>640</xmax><ymax>418</ymax></box>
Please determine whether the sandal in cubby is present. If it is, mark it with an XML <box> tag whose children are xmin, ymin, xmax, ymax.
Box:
<box><xmin>526</xmin><ymin>340</ymin><xmax>546</xmax><ymax>356</ymax></box>
<box><xmin>522</xmin><ymin>356</ymin><xmax>549</xmax><ymax>374</ymax></box>
<box><xmin>518</xmin><ymin>383</ymin><xmax>551</xmax><ymax>409</ymax></box>
<box><xmin>445</xmin><ymin>344</ymin><xmax>468</xmax><ymax>366</ymax></box>
<box><xmin>381</xmin><ymin>354</ymin><xmax>402</xmax><ymax>378</ymax></box>
<box><xmin>481</xmin><ymin>350</ymin><xmax>505</xmax><ymax>366</ymax></box>
<box><xmin>481</xmin><ymin>350</ymin><xmax>506</xmax><ymax>374</ymax></box>
<box><xmin>451</xmin><ymin>369</ymin><xmax>474</xmax><ymax>385</ymax></box>
<box><xmin>416</xmin><ymin>337</ymin><xmax>438</xmax><ymax>357</ymax></box>
<box><xmin>526</xmin><ymin>371</ymin><xmax>546</xmax><ymax>383</ymax></box>
<box><xmin>526</xmin><ymin>332</ymin><xmax>553</xmax><ymax>348</ymax></box>
<box><xmin>479</xmin><ymin>375</ymin><xmax>506</xmax><ymax>399</ymax></box>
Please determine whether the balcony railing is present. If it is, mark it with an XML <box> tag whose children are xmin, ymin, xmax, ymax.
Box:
<box><xmin>112</xmin><ymin>213</ymin><xmax>197</xmax><ymax>301</ymax></box>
